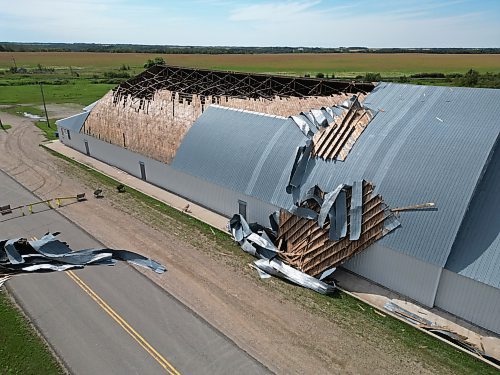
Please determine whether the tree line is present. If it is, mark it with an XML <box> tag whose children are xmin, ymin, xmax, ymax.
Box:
<box><xmin>1</xmin><ymin>43</ymin><xmax>499</xmax><ymax>54</ymax></box>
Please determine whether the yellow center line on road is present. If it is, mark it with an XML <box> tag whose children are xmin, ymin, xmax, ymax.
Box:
<box><xmin>66</xmin><ymin>270</ymin><xmax>180</xmax><ymax>375</ymax></box>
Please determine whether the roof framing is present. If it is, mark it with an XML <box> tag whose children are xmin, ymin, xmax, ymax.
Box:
<box><xmin>113</xmin><ymin>65</ymin><xmax>375</xmax><ymax>102</ymax></box>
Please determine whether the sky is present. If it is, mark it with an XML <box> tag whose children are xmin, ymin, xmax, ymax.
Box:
<box><xmin>0</xmin><ymin>0</ymin><xmax>499</xmax><ymax>47</ymax></box>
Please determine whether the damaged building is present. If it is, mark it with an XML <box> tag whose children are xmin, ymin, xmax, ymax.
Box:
<box><xmin>56</xmin><ymin>65</ymin><xmax>500</xmax><ymax>335</ymax></box>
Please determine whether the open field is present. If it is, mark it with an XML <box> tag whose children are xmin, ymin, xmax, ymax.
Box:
<box><xmin>0</xmin><ymin>52</ymin><xmax>499</xmax><ymax>107</ymax></box>
<box><xmin>2</xmin><ymin>52</ymin><xmax>500</xmax><ymax>76</ymax></box>
<box><xmin>0</xmin><ymin>83</ymin><xmax>115</xmax><ymax>105</ymax></box>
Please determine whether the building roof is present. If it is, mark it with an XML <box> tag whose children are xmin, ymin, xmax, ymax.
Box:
<box><xmin>171</xmin><ymin>105</ymin><xmax>304</xmax><ymax>206</ymax></box>
<box><xmin>171</xmin><ymin>83</ymin><xmax>500</xmax><ymax>274</ymax></box>
<box><xmin>445</xmin><ymin>140</ymin><xmax>500</xmax><ymax>289</ymax></box>
<box><xmin>298</xmin><ymin>83</ymin><xmax>500</xmax><ymax>268</ymax></box>
<box><xmin>55</xmin><ymin>111</ymin><xmax>89</xmax><ymax>132</ymax></box>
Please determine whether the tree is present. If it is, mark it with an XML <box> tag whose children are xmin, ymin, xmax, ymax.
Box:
<box><xmin>461</xmin><ymin>69</ymin><xmax>479</xmax><ymax>87</ymax></box>
<box><xmin>144</xmin><ymin>57</ymin><xmax>166</xmax><ymax>68</ymax></box>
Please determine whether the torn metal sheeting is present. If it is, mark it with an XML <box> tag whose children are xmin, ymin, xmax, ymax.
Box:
<box><xmin>229</xmin><ymin>214</ymin><xmax>335</xmax><ymax>294</ymax></box>
<box><xmin>286</xmin><ymin>139</ymin><xmax>313</xmax><ymax>198</ymax></box>
<box><xmin>349</xmin><ymin>180</ymin><xmax>363</xmax><ymax>241</ymax></box>
<box><xmin>277</xmin><ymin>181</ymin><xmax>401</xmax><ymax>278</ymax></box>
<box><xmin>230</xmin><ymin>214</ymin><xmax>278</xmax><ymax>260</ymax></box>
<box><xmin>310</xmin><ymin>109</ymin><xmax>328</xmax><ymax>128</ymax></box>
<box><xmin>254</xmin><ymin>258</ymin><xmax>335</xmax><ymax>295</ymax></box>
<box><xmin>290</xmin><ymin>115</ymin><xmax>314</xmax><ymax>137</ymax></box>
<box><xmin>0</xmin><ymin>232</ymin><xmax>166</xmax><ymax>284</ymax></box>
<box><xmin>383</xmin><ymin>301</ymin><xmax>434</xmax><ymax>326</ymax></box>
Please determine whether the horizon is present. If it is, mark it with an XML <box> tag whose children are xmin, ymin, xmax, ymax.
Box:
<box><xmin>2</xmin><ymin>42</ymin><xmax>500</xmax><ymax>50</ymax></box>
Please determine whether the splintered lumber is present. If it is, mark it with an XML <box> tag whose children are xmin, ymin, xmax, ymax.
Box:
<box><xmin>312</xmin><ymin>100</ymin><xmax>374</xmax><ymax>161</ymax></box>
<box><xmin>277</xmin><ymin>181</ymin><xmax>392</xmax><ymax>278</ymax></box>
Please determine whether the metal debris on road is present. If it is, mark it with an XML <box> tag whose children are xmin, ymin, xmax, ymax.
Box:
<box><xmin>0</xmin><ymin>232</ymin><xmax>166</xmax><ymax>287</ymax></box>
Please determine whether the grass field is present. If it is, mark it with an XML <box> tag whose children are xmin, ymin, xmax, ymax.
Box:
<box><xmin>0</xmin><ymin>292</ymin><xmax>64</xmax><ymax>374</ymax></box>
<box><xmin>0</xmin><ymin>52</ymin><xmax>499</xmax><ymax>107</ymax></box>
<box><xmin>0</xmin><ymin>82</ymin><xmax>114</xmax><ymax>106</ymax></box>
<box><xmin>2</xmin><ymin>52</ymin><xmax>500</xmax><ymax>76</ymax></box>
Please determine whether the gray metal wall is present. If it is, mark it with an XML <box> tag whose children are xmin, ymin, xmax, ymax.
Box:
<box><xmin>435</xmin><ymin>269</ymin><xmax>500</xmax><ymax>335</ymax></box>
<box><xmin>57</xmin><ymin>126</ymin><xmax>278</xmax><ymax>225</ymax></box>
<box><xmin>344</xmin><ymin>243</ymin><xmax>441</xmax><ymax>307</ymax></box>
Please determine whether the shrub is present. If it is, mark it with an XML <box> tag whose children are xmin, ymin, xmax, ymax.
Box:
<box><xmin>144</xmin><ymin>57</ymin><xmax>166</xmax><ymax>68</ymax></box>
<box><xmin>364</xmin><ymin>72</ymin><xmax>382</xmax><ymax>81</ymax></box>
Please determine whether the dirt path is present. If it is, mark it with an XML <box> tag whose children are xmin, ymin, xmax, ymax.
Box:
<box><xmin>0</xmin><ymin>112</ymin><xmax>441</xmax><ymax>375</ymax></box>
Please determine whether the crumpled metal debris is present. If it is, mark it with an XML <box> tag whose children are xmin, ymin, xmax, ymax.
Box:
<box><xmin>290</xmin><ymin>182</ymin><xmax>400</xmax><ymax>243</ymax></box>
<box><xmin>384</xmin><ymin>301</ymin><xmax>500</xmax><ymax>365</ymax></box>
<box><xmin>229</xmin><ymin>214</ymin><xmax>335</xmax><ymax>295</ymax></box>
<box><xmin>384</xmin><ymin>301</ymin><xmax>435</xmax><ymax>326</ymax></box>
<box><xmin>0</xmin><ymin>232</ymin><xmax>166</xmax><ymax>287</ymax></box>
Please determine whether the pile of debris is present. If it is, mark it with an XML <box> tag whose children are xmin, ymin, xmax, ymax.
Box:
<box><xmin>229</xmin><ymin>180</ymin><xmax>400</xmax><ymax>294</ymax></box>
<box><xmin>385</xmin><ymin>302</ymin><xmax>500</xmax><ymax>365</ymax></box>
<box><xmin>0</xmin><ymin>232</ymin><xmax>165</xmax><ymax>286</ymax></box>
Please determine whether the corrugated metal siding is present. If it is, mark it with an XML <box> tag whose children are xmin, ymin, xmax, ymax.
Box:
<box><xmin>64</xmin><ymin>130</ymin><xmax>278</xmax><ymax>225</ymax></box>
<box><xmin>298</xmin><ymin>83</ymin><xmax>500</xmax><ymax>267</ymax></box>
<box><xmin>435</xmin><ymin>269</ymin><xmax>500</xmax><ymax>334</ymax></box>
<box><xmin>172</xmin><ymin>106</ymin><xmax>305</xmax><ymax>209</ymax></box>
<box><xmin>445</xmin><ymin>140</ymin><xmax>500</xmax><ymax>289</ymax></box>
<box><xmin>56</xmin><ymin>111</ymin><xmax>89</xmax><ymax>132</ymax></box>
<box><xmin>344</xmin><ymin>243</ymin><xmax>441</xmax><ymax>307</ymax></box>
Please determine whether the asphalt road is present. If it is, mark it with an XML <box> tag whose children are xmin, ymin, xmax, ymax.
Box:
<box><xmin>1</xmin><ymin>169</ymin><xmax>269</xmax><ymax>375</ymax></box>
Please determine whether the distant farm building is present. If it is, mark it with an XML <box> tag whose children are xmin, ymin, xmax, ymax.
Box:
<box><xmin>57</xmin><ymin>65</ymin><xmax>500</xmax><ymax>335</ymax></box>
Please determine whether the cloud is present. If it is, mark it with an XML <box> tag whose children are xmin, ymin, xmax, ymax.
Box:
<box><xmin>229</xmin><ymin>0</ymin><xmax>321</xmax><ymax>21</ymax></box>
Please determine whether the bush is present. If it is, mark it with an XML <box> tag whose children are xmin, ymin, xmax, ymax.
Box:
<box><xmin>364</xmin><ymin>72</ymin><xmax>382</xmax><ymax>81</ymax></box>
<box><xmin>410</xmin><ymin>72</ymin><xmax>445</xmax><ymax>79</ymax></box>
<box><xmin>316</xmin><ymin>72</ymin><xmax>325</xmax><ymax>78</ymax></box>
<box><xmin>144</xmin><ymin>57</ymin><xmax>165</xmax><ymax>68</ymax></box>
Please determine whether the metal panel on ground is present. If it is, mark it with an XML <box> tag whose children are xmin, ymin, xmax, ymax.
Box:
<box><xmin>435</xmin><ymin>269</ymin><xmax>500</xmax><ymax>335</ymax></box>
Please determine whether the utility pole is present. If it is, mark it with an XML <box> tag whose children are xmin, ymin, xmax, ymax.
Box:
<box><xmin>39</xmin><ymin>83</ymin><xmax>51</xmax><ymax>128</ymax></box>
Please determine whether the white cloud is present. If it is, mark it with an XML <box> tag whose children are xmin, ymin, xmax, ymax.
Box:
<box><xmin>229</xmin><ymin>0</ymin><xmax>321</xmax><ymax>21</ymax></box>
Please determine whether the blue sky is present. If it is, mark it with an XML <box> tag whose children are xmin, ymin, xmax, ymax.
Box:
<box><xmin>1</xmin><ymin>0</ymin><xmax>499</xmax><ymax>47</ymax></box>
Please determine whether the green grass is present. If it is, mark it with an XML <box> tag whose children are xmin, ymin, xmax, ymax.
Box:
<box><xmin>0</xmin><ymin>291</ymin><xmax>64</xmax><ymax>374</ymax></box>
<box><xmin>1</xmin><ymin>124</ymin><xmax>12</xmax><ymax>130</ymax></box>
<box><xmin>36</xmin><ymin>119</ymin><xmax>58</xmax><ymax>141</ymax></box>
<box><xmin>0</xmin><ymin>81</ymin><xmax>114</xmax><ymax>106</ymax></box>
<box><xmin>42</xmin><ymin>144</ymin><xmax>498</xmax><ymax>375</ymax></box>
